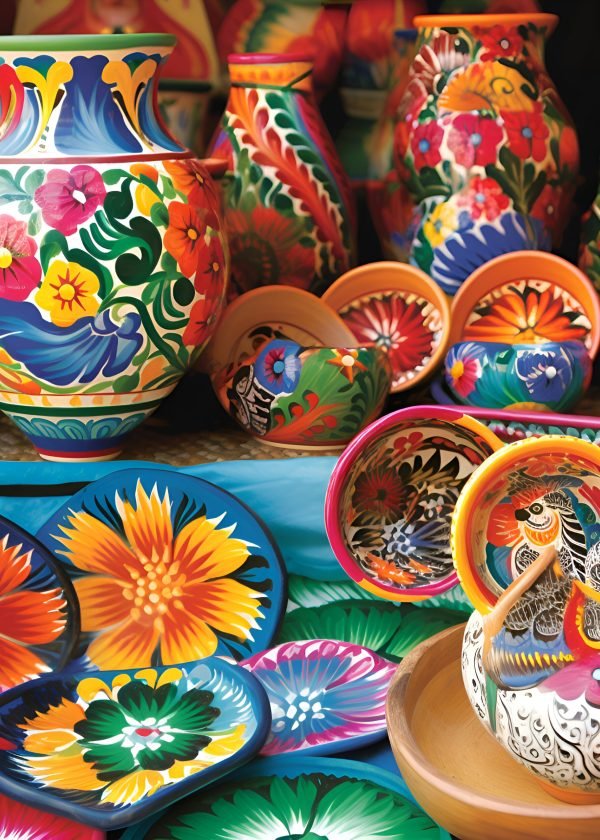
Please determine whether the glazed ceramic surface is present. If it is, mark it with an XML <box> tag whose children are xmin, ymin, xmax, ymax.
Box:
<box><xmin>210</xmin><ymin>53</ymin><xmax>355</xmax><ymax>298</ymax></box>
<box><xmin>325</xmin><ymin>406</ymin><xmax>503</xmax><ymax>600</ymax></box>
<box><xmin>396</xmin><ymin>14</ymin><xmax>579</xmax><ymax>294</ymax></box>
<box><xmin>444</xmin><ymin>339</ymin><xmax>592</xmax><ymax>412</ymax></box>
<box><xmin>322</xmin><ymin>261</ymin><xmax>450</xmax><ymax>392</ymax></box>
<box><xmin>0</xmin><ymin>35</ymin><xmax>228</xmax><ymax>460</ymax></box>
<box><xmin>580</xmin><ymin>185</ymin><xmax>600</xmax><ymax>295</ymax></box>
<box><xmin>242</xmin><ymin>639</ymin><xmax>396</xmax><ymax>756</ymax></box>
<box><xmin>36</xmin><ymin>468</ymin><xmax>285</xmax><ymax>668</ymax></box>
<box><xmin>278</xmin><ymin>598</ymin><xmax>468</xmax><ymax>660</ymax></box>
<box><xmin>217</xmin><ymin>0</ymin><xmax>347</xmax><ymax>99</ymax></box>
<box><xmin>0</xmin><ymin>793</ymin><xmax>103</xmax><ymax>839</ymax></box>
<box><xmin>448</xmin><ymin>251</ymin><xmax>600</xmax><ymax>356</ymax></box>
<box><xmin>214</xmin><ymin>335</ymin><xmax>391</xmax><ymax>448</ymax></box>
<box><xmin>0</xmin><ymin>514</ymin><xmax>78</xmax><ymax>694</ymax></box>
<box><xmin>120</xmin><ymin>755</ymin><xmax>450</xmax><ymax>839</ymax></box>
<box><xmin>0</xmin><ymin>658</ymin><xmax>270</xmax><ymax>828</ymax></box>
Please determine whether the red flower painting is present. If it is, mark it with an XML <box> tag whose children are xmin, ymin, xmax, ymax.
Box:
<box><xmin>0</xmin><ymin>215</ymin><xmax>42</xmax><ymax>301</ymax></box>
<box><xmin>34</xmin><ymin>165</ymin><xmax>107</xmax><ymax>236</ymax></box>
<box><xmin>447</xmin><ymin>114</ymin><xmax>503</xmax><ymax>168</ymax></box>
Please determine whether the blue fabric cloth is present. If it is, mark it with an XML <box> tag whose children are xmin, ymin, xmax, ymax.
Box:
<box><xmin>0</xmin><ymin>456</ymin><xmax>346</xmax><ymax>581</ymax></box>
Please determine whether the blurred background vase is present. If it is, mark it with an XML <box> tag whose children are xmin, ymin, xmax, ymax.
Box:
<box><xmin>209</xmin><ymin>53</ymin><xmax>355</xmax><ymax>299</ymax></box>
<box><xmin>579</xmin><ymin>177</ymin><xmax>600</xmax><ymax>295</ymax></box>
<box><xmin>0</xmin><ymin>33</ymin><xmax>228</xmax><ymax>460</ymax></box>
<box><xmin>217</xmin><ymin>0</ymin><xmax>348</xmax><ymax>101</ymax></box>
<box><xmin>395</xmin><ymin>12</ymin><xmax>580</xmax><ymax>295</ymax></box>
<box><xmin>12</xmin><ymin>0</ymin><xmax>220</xmax><ymax>153</ymax></box>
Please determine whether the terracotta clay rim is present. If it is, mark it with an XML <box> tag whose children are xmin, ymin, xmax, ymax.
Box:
<box><xmin>449</xmin><ymin>251</ymin><xmax>600</xmax><ymax>358</ymax></box>
<box><xmin>386</xmin><ymin>623</ymin><xmax>600</xmax><ymax>821</ymax></box>
<box><xmin>322</xmin><ymin>262</ymin><xmax>451</xmax><ymax>393</ymax></box>
<box><xmin>451</xmin><ymin>435</ymin><xmax>600</xmax><ymax>614</ymax></box>
<box><xmin>227</xmin><ymin>53</ymin><xmax>313</xmax><ymax>65</ymax></box>
<box><xmin>413</xmin><ymin>13</ymin><xmax>558</xmax><ymax>31</ymax></box>
<box><xmin>325</xmin><ymin>406</ymin><xmax>503</xmax><ymax>602</ymax></box>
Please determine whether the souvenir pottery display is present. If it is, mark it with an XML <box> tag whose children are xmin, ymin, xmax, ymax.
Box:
<box><xmin>12</xmin><ymin>0</ymin><xmax>220</xmax><ymax>153</ymax></box>
<box><xmin>217</xmin><ymin>0</ymin><xmax>348</xmax><ymax>101</ymax></box>
<box><xmin>207</xmin><ymin>286</ymin><xmax>391</xmax><ymax>448</ymax></box>
<box><xmin>452</xmin><ymin>436</ymin><xmax>600</xmax><ymax>801</ymax></box>
<box><xmin>0</xmin><ymin>34</ymin><xmax>229</xmax><ymax>461</ymax></box>
<box><xmin>444</xmin><ymin>339</ymin><xmax>592</xmax><ymax>413</ymax></box>
<box><xmin>448</xmin><ymin>251</ymin><xmax>600</xmax><ymax>357</ymax></box>
<box><xmin>209</xmin><ymin>53</ymin><xmax>355</xmax><ymax>299</ymax></box>
<box><xmin>120</xmin><ymin>755</ymin><xmax>451</xmax><ymax>838</ymax></box>
<box><xmin>325</xmin><ymin>406</ymin><xmax>503</xmax><ymax>601</ymax></box>
<box><xmin>242</xmin><ymin>640</ymin><xmax>397</xmax><ymax>756</ymax></box>
<box><xmin>0</xmin><ymin>793</ymin><xmax>103</xmax><ymax>840</ymax></box>
<box><xmin>386</xmin><ymin>624</ymin><xmax>600</xmax><ymax>840</ymax></box>
<box><xmin>0</xmin><ymin>658</ymin><xmax>270</xmax><ymax>828</ymax></box>
<box><xmin>36</xmin><ymin>468</ymin><xmax>286</xmax><ymax>667</ymax></box>
<box><xmin>0</xmin><ymin>515</ymin><xmax>78</xmax><ymax>693</ymax></box>
<box><xmin>579</xmin><ymin>180</ymin><xmax>600</xmax><ymax>294</ymax></box>
<box><xmin>322</xmin><ymin>261</ymin><xmax>450</xmax><ymax>392</ymax></box>
<box><xmin>395</xmin><ymin>13</ymin><xmax>580</xmax><ymax>294</ymax></box>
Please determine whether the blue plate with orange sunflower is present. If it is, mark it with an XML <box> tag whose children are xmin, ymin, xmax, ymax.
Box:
<box><xmin>36</xmin><ymin>468</ymin><xmax>286</xmax><ymax>670</ymax></box>
<box><xmin>0</xmin><ymin>514</ymin><xmax>79</xmax><ymax>695</ymax></box>
<box><xmin>0</xmin><ymin>657</ymin><xmax>271</xmax><ymax>829</ymax></box>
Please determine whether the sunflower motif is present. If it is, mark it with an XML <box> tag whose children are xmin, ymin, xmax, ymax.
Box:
<box><xmin>51</xmin><ymin>480</ymin><xmax>269</xmax><ymax>668</ymax></box>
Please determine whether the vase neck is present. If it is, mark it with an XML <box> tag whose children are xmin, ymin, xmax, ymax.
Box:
<box><xmin>416</xmin><ymin>19</ymin><xmax>551</xmax><ymax>66</ymax></box>
<box><xmin>228</xmin><ymin>57</ymin><xmax>314</xmax><ymax>93</ymax></box>
<box><xmin>0</xmin><ymin>40</ymin><xmax>188</xmax><ymax>162</ymax></box>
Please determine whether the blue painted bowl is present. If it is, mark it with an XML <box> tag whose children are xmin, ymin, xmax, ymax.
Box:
<box><xmin>444</xmin><ymin>340</ymin><xmax>592</xmax><ymax>413</ymax></box>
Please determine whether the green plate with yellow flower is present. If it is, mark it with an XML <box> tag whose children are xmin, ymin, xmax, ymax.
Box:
<box><xmin>36</xmin><ymin>468</ymin><xmax>286</xmax><ymax>669</ymax></box>
<box><xmin>0</xmin><ymin>658</ymin><xmax>271</xmax><ymax>830</ymax></box>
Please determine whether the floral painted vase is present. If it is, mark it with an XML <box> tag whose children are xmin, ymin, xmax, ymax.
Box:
<box><xmin>0</xmin><ymin>34</ymin><xmax>228</xmax><ymax>460</ymax></box>
<box><xmin>210</xmin><ymin>53</ymin><xmax>355</xmax><ymax>298</ymax></box>
<box><xmin>395</xmin><ymin>13</ymin><xmax>580</xmax><ymax>294</ymax></box>
<box><xmin>217</xmin><ymin>0</ymin><xmax>348</xmax><ymax>101</ymax></box>
<box><xmin>579</xmin><ymin>181</ymin><xmax>600</xmax><ymax>294</ymax></box>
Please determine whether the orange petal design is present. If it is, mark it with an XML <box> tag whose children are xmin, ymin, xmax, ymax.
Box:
<box><xmin>173</xmin><ymin>516</ymin><xmax>250</xmax><ymax>581</ymax></box>
<box><xmin>116</xmin><ymin>481</ymin><xmax>173</xmax><ymax>564</ymax></box>
<box><xmin>183</xmin><ymin>578</ymin><xmax>264</xmax><ymax>637</ymax></box>
<box><xmin>159</xmin><ymin>609</ymin><xmax>219</xmax><ymax>663</ymax></box>
<box><xmin>55</xmin><ymin>511</ymin><xmax>138</xmax><ymax>578</ymax></box>
<box><xmin>0</xmin><ymin>637</ymin><xmax>49</xmax><ymax>690</ymax></box>
<box><xmin>0</xmin><ymin>589</ymin><xmax>66</xmax><ymax>644</ymax></box>
<box><xmin>22</xmin><ymin>728</ymin><xmax>80</xmax><ymax>756</ymax></box>
<box><xmin>101</xmin><ymin>769</ymin><xmax>164</xmax><ymax>805</ymax></box>
<box><xmin>21</xmin><ymin>751</ymin><xmax>103</xmax><ymax>792</ymax></box>
<box><xmin>0</xmin><ymin>536</ymin><xmax>31</xmax><ymax>596</ymax></box>
<box><xmin>74</xmin><ymin>576</ymin><xmax>131</xmax><ymax>633</ymax></box>
<box><xmin>84</xmin><ymin>617</ymin><xmax>160</xmax><ymax>670</ymax></box>
<box><xmin>19</xmin><ymin>699</ymin><xmax>85</xmax><ymax>735</ymax></box>
<box><xmin>439</xmin><ymin>62</ymin><xmax>536</xmax><ymax>113</ymax></box>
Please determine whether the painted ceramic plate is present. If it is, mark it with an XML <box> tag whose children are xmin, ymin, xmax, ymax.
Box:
<box><xmin>201</xmin><ymin>285</ymin><xmax>355</xmax><ymax>376</ymax></box>
<box><xmin>0</xmin><ymin>658</ymin><xmax>270</xmax><ymax>830</ymax></box>
<box><xmin>121</xmin><ymin>755</ymin><xmax>451</xmax><ymax>839</ymax></box>
<box><xmin>452</xmin><ymin>436</ymin><xmax>600</xmax><ymax>614</ymax></box>
<box><xmin>242</xmin><ymin>639</ymin><xmax>396</xmax><ymax>756</ymax></box>
<box><xmin>0</xmin><ymin>514</ymin><xmax>79</xmax><ymax>694</ymax></box>
<box><xmin>325</xmin><ymin>406</ymin><xmax>503</xmax><ymax>600</ymax></box>
<box><xmin>0</xmin><ymin>793</ymin><xmax>104</xmax><ymax>839</ymax></box>
<box><xmin>449</xmin><ymin>251</ymin><xmax>600</xmax><ymax>357</ymax></box>
<box><xmin>36</xmin><ymin>468</ymin><xmax>286</xmax><ymax>669</ymax></box>
<box><xmin>323</xmin><ymin>261</ymin><xmax>451</xmax><ymax>392</ymax></box>
<box><xmin>277</xmin><ymin>599</ymin><xmax>466</xmax><ymax>661</ymax></box>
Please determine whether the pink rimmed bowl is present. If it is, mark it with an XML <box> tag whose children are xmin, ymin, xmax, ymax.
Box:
<box><xmin>324</xmin><ymin>405</ymin><xmax>503</xmax><ymax>602</ymax></box>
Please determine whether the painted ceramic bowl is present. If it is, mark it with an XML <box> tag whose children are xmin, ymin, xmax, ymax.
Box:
<box><xmin>452</xmin><ymin>436</ymin><xmax>600</xmax><ymax>800</ymax></box>
<box><xmin>322</xmin><ymin>261</ymin><xmax>451</xmax><ymax>393</ymax></box>
<box><xmin>0</xmin><ymin>658</ymin><xmax>270</xmax><ymax>829</ymax></box>
<box><xmin>444</xmin><ymin>339</ymin><xmax>592</xmax><ymax>412</ymax></box>
<box><xmin>449</xmin><ymin>251</ymin><xmax>600</xmax><ymax>358</ymax></box>
<box><xmin>324</xmin><ymin>406</ymin><xmax>503</xmax><ymax>601</ymax></box>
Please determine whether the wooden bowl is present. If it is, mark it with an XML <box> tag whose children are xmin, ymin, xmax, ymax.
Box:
<box><xmin>322</xmin><ymin>261</ymin><xmax>450</xmax><ymax>393</ymax></box>
<box><xmin>386</xmin><ymin>624</ymin><xmax>600</xmax><ymax>840</ymax></box>
<box><xmin>449</xmin><ymin>251</ymin><xmax>600</xmax><ymax>358</ymax></box>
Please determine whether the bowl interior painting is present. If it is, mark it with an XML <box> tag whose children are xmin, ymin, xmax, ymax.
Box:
<box><xmin>453</xmin><ymin>439</ymin><xmax>600</xmax><ymax>613</ymax></box>
<box><xmin>332</xmin><ymin>416</ymin><xmax>502</xmax><ymax>600</ymax></box>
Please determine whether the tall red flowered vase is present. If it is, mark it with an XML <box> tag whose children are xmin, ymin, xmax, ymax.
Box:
<box><xmin>396</xmin><ymin>13</ymin><xmax>579</xmax><ymax>294</ymax></box>
<box><xmin>0</xmin><ymin>34</ymin><xmax>228</xmax><ymax>461</ymax></box>
<box><xmin>211</xmin><ymin>53</ymin><xmax>355</xmax><ymax>298</ymax></box>
<box><xmin>579</xmin><ymin>181</ymin><xmax>600</xmax><ymax>294</ymax></box>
